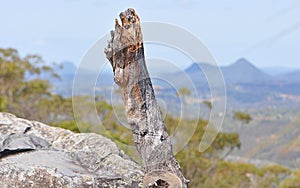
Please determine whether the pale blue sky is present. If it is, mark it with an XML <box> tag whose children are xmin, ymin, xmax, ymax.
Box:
<box><xmin>1</xmin><ymin>0</ymin><xmax>300</xmax><ymax>68</ymax></box>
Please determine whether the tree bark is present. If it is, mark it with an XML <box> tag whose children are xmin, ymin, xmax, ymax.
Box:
<box><xmin>104</xmin><ymin>8</ymin><xmax>189</xmax><ymax>188</ymax></box>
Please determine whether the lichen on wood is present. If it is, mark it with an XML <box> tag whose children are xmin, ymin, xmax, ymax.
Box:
<box><xmin>104</xmin><ymin>8</ymin><xmax>189</xmax><ymax>187</ymax></box>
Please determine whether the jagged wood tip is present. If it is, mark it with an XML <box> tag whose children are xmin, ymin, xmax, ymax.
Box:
<box><xmin>104</xmin><ymin>8</ymin><xmax>189</xmax><ymax>188</ymax></box>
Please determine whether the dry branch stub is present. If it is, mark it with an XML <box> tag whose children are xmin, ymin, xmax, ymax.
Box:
<box><xmin>104</xmin><ymin>8</ymin><xmax>189</xmax><ymax>188</ymax></box>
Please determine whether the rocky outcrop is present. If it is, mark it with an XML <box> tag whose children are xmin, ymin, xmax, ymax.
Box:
<box><xmin>0</xmin><ymin>113</ymin><xmax>143</xmax><ymax>188</ymax></box>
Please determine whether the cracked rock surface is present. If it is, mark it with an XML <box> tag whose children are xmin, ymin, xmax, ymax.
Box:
<box><xmin>0</xmin><ymin>113</ymin><xmax>143</xmax><ymax>188</ymax></box>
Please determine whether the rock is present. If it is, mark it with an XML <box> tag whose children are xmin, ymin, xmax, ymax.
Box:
<box><xmin>0</xmin><ymin>133</ymin><xmax>50</xmax><ymax>158</ymax></box>
<box><xmin>0</xmin><ymin>113</ymin><xmax>143</xmax><ymax>187</ymax></box>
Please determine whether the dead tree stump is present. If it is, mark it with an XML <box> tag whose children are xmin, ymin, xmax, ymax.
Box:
<box><xmin>104</xmin><ymin>8</ymin><xmax>189</xmax><ymax>188</ymax></box>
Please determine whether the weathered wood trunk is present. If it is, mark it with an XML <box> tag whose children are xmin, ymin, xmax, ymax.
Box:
<box><xmin>104</xmin><ymin>8</ymin><xmax>189</xmax><ymax>188</ymax></box>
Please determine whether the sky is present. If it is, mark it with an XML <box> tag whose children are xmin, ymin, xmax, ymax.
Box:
<box><xmin>1</xmin><ymin>0</ymin><xmax>300</xmax><ymax>69</ymax></box>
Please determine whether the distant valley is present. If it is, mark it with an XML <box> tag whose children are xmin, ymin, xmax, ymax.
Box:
<box><xmin>49</xmin><ymin>59</ymin><xmax>300</xmax><ymax>168</ymax></box>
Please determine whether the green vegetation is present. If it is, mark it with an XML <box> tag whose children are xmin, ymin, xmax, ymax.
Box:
<box><xmin>1</xmin><ymin>48</ymin><xmax>300</xmax><ymax>187</ymax></box>
<box><xmin>203</xmin><ymin>100</ymin><xmax>212</xmax><ymax>109</ymax></box>
<box><xmin>280</xmin><ymin>170</ymin><xmax>300</xmax><ymax>188</ymax></box>
<box><xmin>234</xmin><ymin>111</ymin><xmax>252</xmax><ymax>124</ymax></box>
<box><xmin>177</xmin><ymin>87</ymin><xmax>191</xmax><ymax>97</ymax></box>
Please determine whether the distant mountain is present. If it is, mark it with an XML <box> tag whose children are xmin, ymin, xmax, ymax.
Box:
<box><xmin>175</xmin><ymin>58</ymin><xmax>272</xmax><ymax>87</ymax></box>
<box><xmin>185</xmin><ymin>62</ymin><xmax>216</xmax><ymax>74</ymax></box>
<box><xmin>178</xmin><ymin>59</ymin><xmax>300</xmax><ymax>86</ymax></box>
<box><xmin>46</xmin><ymin>61</ymin><xmax>114</xmax><ymax>97</ymax></box>
<box><xmin>278</xmin><ymin>70</ymin><xmax>300</xmax><ymax>82</ymax></box>
<box><xmin>183</xmin><ymin>62</ymin><xmax>218</xmax><ymax>86</ymax></box>
<box><xmin>262</xmin><ymin>67</ymin><xmax>298</xmax><ymax>76</ymax></box>
<box><xmin>222</xmin><ymin>58</ymin><xmax>272</xmax><ymax>84</ymax></box>
<box><xmin>54</xmin><ymin>62</ymin><xmax>113</xmax><ymax>84</ymax></box>
<box><xmin>48</xmin><ymin>59</ymin><xmax>300</xmax><ymax>106</ymax></box>
<box><xmin>158</xmin><ymin>58</ymin><xmax>300</xmax><ymax>105</ymax></box>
